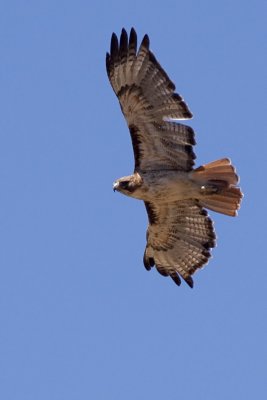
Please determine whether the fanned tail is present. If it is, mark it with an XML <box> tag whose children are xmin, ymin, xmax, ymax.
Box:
<box><xmin>193</xmin><ymin>158</ymin><xmax>243</xmax><ymax>216</ymax></box>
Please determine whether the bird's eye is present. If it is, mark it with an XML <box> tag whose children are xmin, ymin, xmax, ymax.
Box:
<box><xmin>120</xmin><ymin>181</ymin><xmax>129</xmax><ymax>189</ymax></box>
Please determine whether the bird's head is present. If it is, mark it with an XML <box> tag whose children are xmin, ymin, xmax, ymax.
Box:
<box><xmin>113</xmin><ymin>174</ymin><xmax>142</xmax><ymax>197</ymax></box>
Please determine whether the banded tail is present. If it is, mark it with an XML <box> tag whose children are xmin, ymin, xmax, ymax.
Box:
<box><xmin>193</xmin><ymin>158</ymin><xmax>243</xmax><ymax>216</ymax></box>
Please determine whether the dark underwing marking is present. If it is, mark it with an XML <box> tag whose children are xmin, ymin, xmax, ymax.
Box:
<box><xmin>144</xmin><ymin>202</ymin><xmax>158</xmax><ymax>225</ymax></box>
<box><xmin>184</xmin><ymin>145</ymin><xmax>196</xmax><ymax>159</ymax></box>
<box><xmin>117</xmin><ymin>83</ymin><xmax>139</xmax><ymax>98</ymax></box>
<box><xmin>202</xmin><ymin>249</ymin><xmax>211</xmax><ymax>258</ymax></box>
<box><xmin>129</xmin><ymin>123</ymin><xmax>142</xmax><ymax>170</ymax></box>
<box><xmin>157</xmin><ymin>124</ymin><xmax>196</xmax><ymax>146</ymax></box>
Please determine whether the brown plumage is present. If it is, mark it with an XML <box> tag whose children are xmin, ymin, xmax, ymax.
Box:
<box><xmin>107</xmin><ymin>28</ymin><xmax>243</xmax><ymax>288</ymax></box>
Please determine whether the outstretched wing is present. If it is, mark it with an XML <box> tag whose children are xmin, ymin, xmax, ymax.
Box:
<box><xmin>143</xmin><ymin>200</ymin><xmax>216</xmax><ymax>287</ymax></box>
<box><xmin>106</xmin><ymin>28</ymin><xmax>196</xmax><ymax>172</ymax></box>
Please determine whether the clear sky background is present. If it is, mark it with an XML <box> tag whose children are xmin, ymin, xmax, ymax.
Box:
<box><xmin>0</xmin><ymin>1</ymin><xmax>266</xmax><ymax>399</ymax></box>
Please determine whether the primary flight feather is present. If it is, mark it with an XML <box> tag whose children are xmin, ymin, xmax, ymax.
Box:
<box><xmin>106</xmin><ymin>28</ymin><xmax>243</xmax><ymax>288</ymax></box>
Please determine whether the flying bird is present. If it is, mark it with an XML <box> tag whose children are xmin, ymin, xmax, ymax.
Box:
<box><xmin>106</xmin><ymin>28</ymin><xmax>242</xmax><ymax>288</ymax></box>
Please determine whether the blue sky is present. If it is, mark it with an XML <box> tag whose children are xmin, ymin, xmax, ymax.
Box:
<box><xmin>0</xmin><ymin>1</ymin><xmax>266</xmax><ymax>399</ymax></box>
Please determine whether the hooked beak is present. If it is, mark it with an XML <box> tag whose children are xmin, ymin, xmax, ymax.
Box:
<box><xmin>113</xmin><ymin>182</ymin><xmax>119</xmax><ymax>192</ymax></box>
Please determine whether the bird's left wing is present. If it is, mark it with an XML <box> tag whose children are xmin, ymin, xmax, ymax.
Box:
<box><xmin>106</xmin><ymin>28</ymin><xmax>196</xmax><ymax>173</ymax></box>
<box><xmin>143</xmin><ymin>200</ymin><xmax>216</xmax><ymax>287</ymax></box>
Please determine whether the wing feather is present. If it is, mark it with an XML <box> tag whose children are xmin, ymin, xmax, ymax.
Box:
<box><xmin>143</xmin><ymin>200</ymin><xmax>216</xmax><ymax>287</ymax></box>
<box><xmin>106</xmin><ymin>28</ymin><xmax>195</xmax><ymax>172</ymax></box>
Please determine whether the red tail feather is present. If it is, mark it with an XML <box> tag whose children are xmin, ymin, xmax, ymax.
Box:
<box><xmin>193</xmin><ymin>158</ymin><xmax>243</xmax><ymax>216</ymax></box>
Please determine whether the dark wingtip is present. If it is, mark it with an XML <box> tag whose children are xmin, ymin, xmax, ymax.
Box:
<box><xmin>130</xmin><ymin>27</ymin><xmax>137</xmax><ymax>40</ymax></box>
<box><xmin>141</xmin><ymin>33</ymin><xmax>149</xmax><ymax>49</ymax></box>
<box><xmin>149</xmin><ymin>257</ymin><xmax>155</xmax><ymax>267</ymax></box>
<box><xmin>110</xmin><ymin>32</ymin><xmax>119</xmax><ymax>57</ymax></box>
<box><xmin>143</xmin><ymin>252</ymin><xmax>155</xmax><ymax>271</ymax></box>
<box><xmin>120</xmin><ymin>28</ymin><xmax>128</xmax><ymax>52</ymax></box>
<box><xmin>184</xmin><ymin>276</ymin><xmax>194</xmax><ymax>288</ymax></box>
<box><xmin>129</xmin><ymin>27</ymin><xmax>137</xmax><ymax>52</ymax></box>
<box><xmin>106</xmin><ymin>52</ymin><xmax>110</xmax><ymax>74</ymax></box>
<box><xmin>171</xmin><ymin>273</ymin><xmax>182</xmax><ymax>286</ymax></box>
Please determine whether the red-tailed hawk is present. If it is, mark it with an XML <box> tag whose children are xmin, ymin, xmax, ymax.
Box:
<box><xmin>106</xmin><ymin>28</ymin><xmax>243</xmax><ymax>287</ymax></box>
